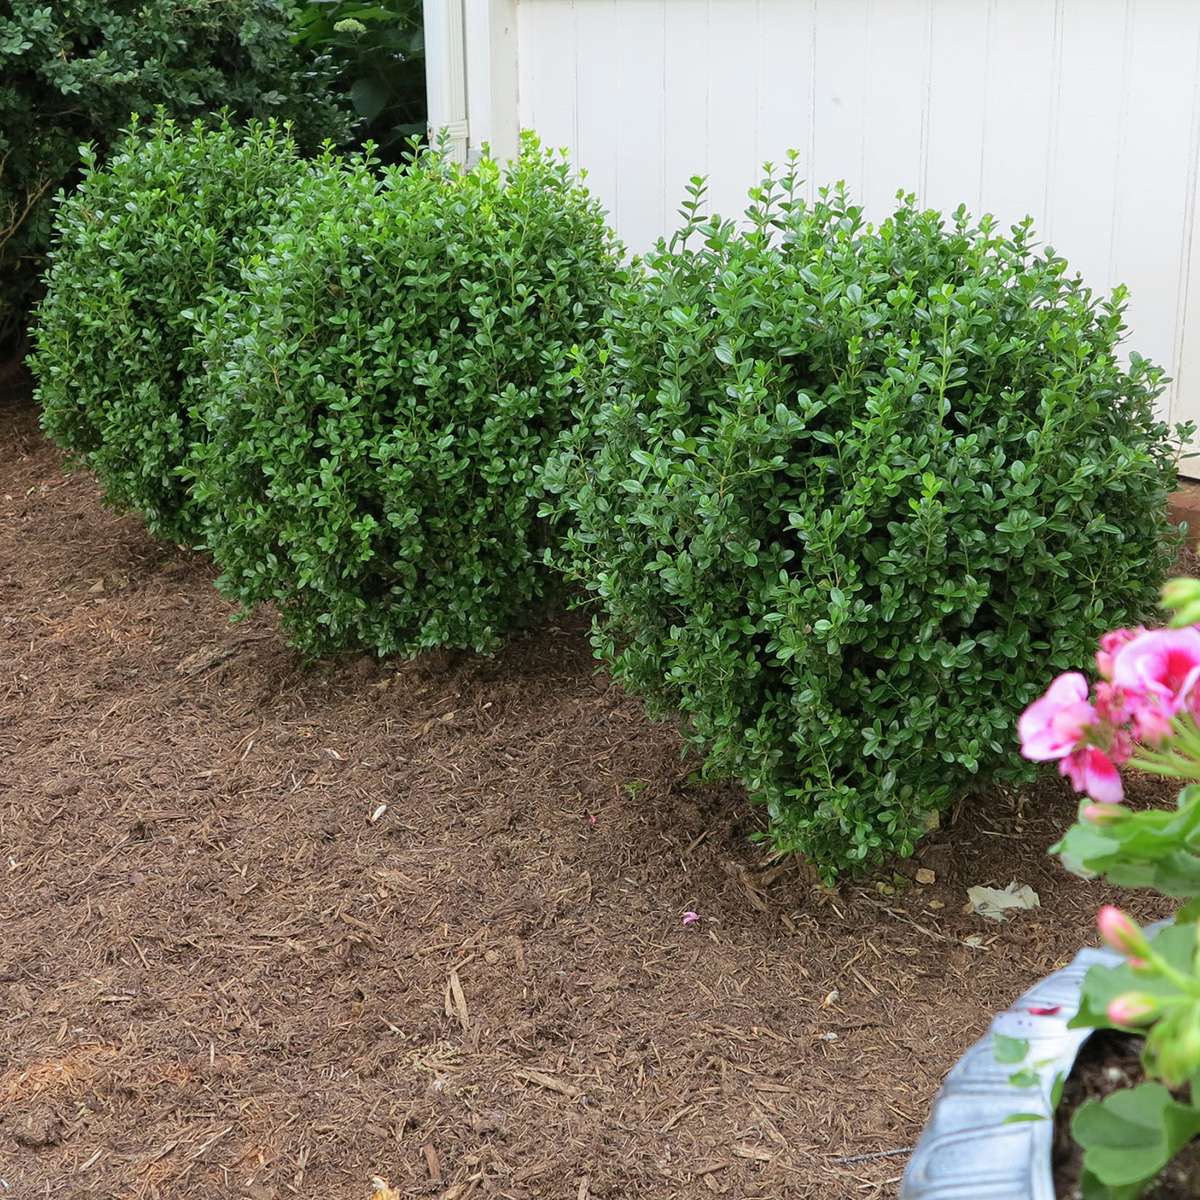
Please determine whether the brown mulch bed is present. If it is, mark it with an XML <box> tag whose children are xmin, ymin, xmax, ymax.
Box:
<box><xmin>0</xmin><ymin>362</ymin><xmax>1178</xmax><ymax>1199</ymax></box>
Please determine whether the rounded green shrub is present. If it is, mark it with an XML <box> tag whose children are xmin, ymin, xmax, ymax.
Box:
<box><xmin>542</xmin><ymin>167</ymin><xmax>1188</xmax><ymax>879</ymax></box>
<box><xmin>0</xmin><ymin>0</ymin><xmax>349</xmax><ymax>347</ymax></box>
<box><xmin>31</xmin><ymin>116</ymin><xmax>311</xmax><ymax>543</ymax></box>
<box><xmin>192</xmin><ymin>134</ymin><xmax>623</xmax><ymax>658</ymax></box>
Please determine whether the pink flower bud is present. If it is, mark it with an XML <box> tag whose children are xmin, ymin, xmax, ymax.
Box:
<box><xmin>1106</xmin><ymin>992</ymin><xmax>1160</xmax><ymax>1027</ymax></box>
<box><xmin>1093</xmin><ymin>682</ymin><xmax>1131</xmax><ymax>726</ymax></box>
<box><xmin>1097</xmin><ymin>906</ymin><xmax>1150</xmax><ymax>959</ymax></box>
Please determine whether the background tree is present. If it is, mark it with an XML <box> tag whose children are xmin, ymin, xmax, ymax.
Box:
<box><xmin>0</xmin><ymin>0</ymin><xmax>352</xmax><ymax>350</ymax></box>
<box><xmin>293</xmin><ymin>0</ymin><xmax>426</xmax><ymax>160</ymax></box>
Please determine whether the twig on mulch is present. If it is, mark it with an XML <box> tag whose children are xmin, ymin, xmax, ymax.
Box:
<box><xmin>832</xmin><ymin>1146</ymin><xmax>914</xmax><ymax>1165</ymax></box>
<box><xmin>515</xmin><ymin>1068</ymin><xmax>583</xmax><ymax>1099</ymax></box>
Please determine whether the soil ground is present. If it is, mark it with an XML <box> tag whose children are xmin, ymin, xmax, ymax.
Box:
<box><xmin>0</xmin><ymin>362</ymin><xmax>1178</xmax><ymax>1199</ymax></box>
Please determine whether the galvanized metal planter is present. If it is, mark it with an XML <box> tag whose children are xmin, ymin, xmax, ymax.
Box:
<box><xmin>899</xmin><ymin>940</ymin><xmax>1128</xmax><ymax>1200</ymax></box>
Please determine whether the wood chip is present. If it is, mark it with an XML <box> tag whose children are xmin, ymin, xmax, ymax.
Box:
<box><xmin>77</xmin><ymin>1147</ymin><xmax>105</xmax><ymax>1171</ymax></box>
<box><xmin>735</xmin><ymin>866</ymin><xmax>770</xmax><ymax>912</ymax></box>
<box><xmin>174</xmin><ymin>645</ymin><xmax>235</xmax><ymax>677</ymax></box>
<box><xmin>374</xmin><ymin>868</ymin><xmax>418</xmax><ymax>891</ymax></box>
<box><xmin>422</xmin><ymin>1143</ymin><xmax>442</xmax><ymax>1183</ymax></box>
<box><xmin>514</xmin><ymin>1068</ymin><xmax>581</xmax><ymax>1099</ymax></box>
<box><xmin>445</xmin><ymin>969</ymin><xmax>469</xmax><ymax>1031</ymax></box>
<box><xmin>732</xmin><ymin>1145</ymin><xmax>773</xmax><ymax>1163</ymax></box>
<box><xmin>659</xmin><ymin>1104</ymin><xmax>694</xmax><ymax>1132</ymax></box>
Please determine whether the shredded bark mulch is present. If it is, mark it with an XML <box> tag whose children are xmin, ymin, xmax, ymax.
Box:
<box><xmin>0</xmin><ymin>362</ymin><xmax>1179</xmax><ymax>1198</ymax></box>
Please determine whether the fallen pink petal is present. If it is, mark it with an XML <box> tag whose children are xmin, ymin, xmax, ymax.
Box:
<box><xmin>1083</xmin><ymin>803</ymin><xmax>1129</xmax><ymax>826</ymax></box>
<box><xmin>682</xmin><ymin>911</ymin><xmax>700</xmax><ymax>926</ymax></box>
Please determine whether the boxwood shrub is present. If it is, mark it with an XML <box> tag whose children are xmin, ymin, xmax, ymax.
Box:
<box><xmin>31</xmin><ymin>116</ymin><xmax>311</xmax><ymax>543</ymax></box>
<box><xmin>542</xmin><ymin>168</ymin><xmax>1187</xmax><ymax>878</ymax></box>
<box><xmin>191</xmin><ymin>134</ymin><xmax>622</xmax><ymax>658</ymax></box>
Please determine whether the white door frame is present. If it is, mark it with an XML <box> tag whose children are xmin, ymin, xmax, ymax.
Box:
<box><xmin>423</xmin><ymin>0</ymin><xmax>519</xmax><ymax>165</ymax></box>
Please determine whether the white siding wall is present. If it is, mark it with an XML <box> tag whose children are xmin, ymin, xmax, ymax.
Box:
<box><xmin>447</xmin><ymin>0</ymin><xmax>1200</xmax><ymax>456</ymax></box>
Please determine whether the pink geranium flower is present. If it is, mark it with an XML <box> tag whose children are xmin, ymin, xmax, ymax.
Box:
<box><xmin>1019</xmin><ymin>673</ymin><xmax>1096</xmax><ymax>762</ymax></box>
<box><xmin>1061</xmin><ymin>746</ymin><xmax>1123</xmax><ymax>803</ymax></box>
<box><xmin>1111</xmin><ymin>628</ymin><xmax>1200</xmax><ymax>715</ymax></box>
<box><xmin>1096</xmin><ymin>628</ymin><xmax>1143</xmax><ymax>681</ymax></box>
<box><xmin>1093</xmin><ymin>682</ymin><xmax>1130</xmax><ymax>726</ymax></box>
<box><xmin>1130</xmin><ymin>702</ymin><xmax>1174</xmax><ymax>745</ymax></box>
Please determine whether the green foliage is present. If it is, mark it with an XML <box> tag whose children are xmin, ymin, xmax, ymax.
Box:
<box><xmin>1073</xmin><ymin>923</ymin><xmax>1200</xmax><ymax>1091</ymax></box>
<box><xmin>1072</xmin><ymin>1083</ymin><xmax>1200</xmax><ymax>1199</ymax></box>
<box><xmin>294</xmin><ymin>0</ymin><xmax>424</xmax><ymax>157</ymax></box>
<box><xmin>0</xmin><ymin>0</ymin><xmax>350</xmax><ymax>346</ymax></box>
<box><xmin>191</xmin><ymin>134</ymin><xmax>623</xmax><ymax>658</ymax></box>
<box><xmin>992</xmin><ymin>1034</ymin><xmax>1031</xmax><ymax>1065</ymax></box>
<box><xmin>543</xmin><ymin>162</ymin><xmax>1186</xmax><ymax>879</ymax></box>
<box><xmin>1063</xmin><ymin>903</ymin><xmax>1200</xmax><ymax>1197</ymax></box>
<box><xmin>1053</xmin><ymin>784</ymin><xmax>1200</xmax><ymax>898</ymax></box>
<box><xmin>32</xmin><ymin>116</ymin><xmax>311</xmax><ymax>543</ymax></box>
<box><xmin>1163</xmin><ymin>577</ymin><xmax>1200</xmax><ymax>629</ymax></box>
<box><xmin>1072</xmin><ymin>925</ymin><xmax>1199</xmax><ymax>1034</ymax></box>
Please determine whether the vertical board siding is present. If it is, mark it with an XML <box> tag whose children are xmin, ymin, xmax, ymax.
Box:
<box><xmin>1041</xmin><ymin>0</ymin><xmax>1119</xmax><ymax>282</ymax></box>
<box><xmin>705</xmin><ymin>1</ymin><xmax>761</xmax><ymax>221</ymax></box>
<box><xmin>573</xmin><ymin>0</ymin><xmax>620</xmax><ymax>212</ymax></box>
<box><xmin>923</xmin><ymin>0</ymin><xmax>990</xmax><ymax>215</ymax></box>
<box><xmin>1111</xmin><ymin>4</ymin><xmax>1197</xmax><ymax>396</ymax></box>
<box><xmin>512</xmin><ymin>0</ymin><xmax>1200</xmax><ymax>446</ymax></box>
<box><xmin>662</xmin><ymin>0</ymin><xmax>712</xmax><ymax>231</ymax></box>
<box><xmin>981</xmin><ymin>0</ymin><xmax>1056</xmax><ymax>230</ymax></box>
<box><xmin>613</xmin><ymin>2</ymin><xmax>667</xmax><ymax>250</ymax></box>
<box><xmin>860</xmin><ymin>0</ymin><xmax>930</xmax><ymax>213</ymax></box>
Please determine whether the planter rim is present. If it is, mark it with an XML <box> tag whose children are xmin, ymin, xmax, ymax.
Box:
<box><xmin>899</xmin><ymin>925</ymin><xmax>1167</xmax><ymax>1200</ymax></box>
